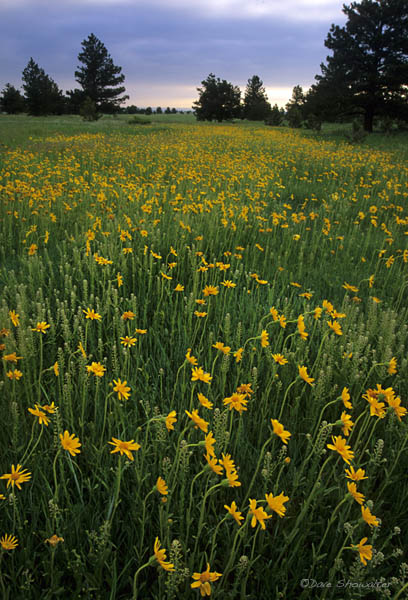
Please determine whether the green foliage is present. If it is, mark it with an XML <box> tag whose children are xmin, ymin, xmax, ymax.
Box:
<box><xmin>193</xmin><ymin>73</ymin><xmax>242</xmax><ymax>122</ymax></box>
<box><xmin>21</xmin><ymin>58</ymin><xmax>65</xmax><ymax>116</ymax></box>
<box><xmin>0</xmin><ymin>83</ymin><xmax>26</xmax><ymax>114</ymax></box>
<box><xmin>286</xmin><ymin>85</ymin><xmax>305</xmax><ymax>128</ymax></box>
<box><xmin>265</xmin><ymin>104</ymin><xmax>285</xmax><ymax>126</ymax></box>
<box><xmin>79</xmin><ymin>96</ymin><xmax>101</xmax><ymax>121</ymax></box>
<box><xmin>243</xmin><ymin>75</ymin><xmax>271</xmax><ymax>121</ymax></box>
<box><xmin>128</xmin><ymin>115</ymin><xmax>151</xmax><ymax>125</ymax></box>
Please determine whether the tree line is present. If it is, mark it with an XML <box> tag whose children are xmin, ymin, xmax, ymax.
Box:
<box><xmin>1</xmin><ymin>0</ymin><xmax>407</xmax><ymax>131</ymax></box>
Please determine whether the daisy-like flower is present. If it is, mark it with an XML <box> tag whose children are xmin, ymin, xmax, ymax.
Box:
<box><xmin>279</xmin><ymin>314</ymin><xmax>287</xmax><ymax>329</ymax></box>
<box><xmin>212</xmin><ymin>341</ymin><xmax>231</xmax><ymax>354</ymax></box>
<box><xmin>314</xmin><ymin>307</ymin><xmax>322</xmax><ymax>320</ymax></box>
<box><xmin>1</xmin><ymin>534</ymin><xmax>18</xmax><ymax>551</ymax></box>
<box><xmin>265</xmin><ymin>492</ymin><xmax>289</xmax><ymax>517</ymax></box>
<box><xmin>225</xmin><ymin>469</ymin><xmax>241</xmax><ymax>488</ymax></box>
<box><xmin>347</xmin><ymin>482</ymin><xmax>365</xmax><ymax>505</ymax></box>
<box><xmin>298</xmin><ymin>365</ymin><xmax>315</xmax><ymax>386</ymax></box>
<box><xmin>260</xmin><ymin>330</ymin><xmax>269</xmax><ymax>348</ymax></box>
<box><xmin>191</xmin><ymin>563</ymin><xmax>222</xmax><ymax>596</ymax></box>
<box><xmin>108</xmin><ymin>438</ymin><xmax>140</xmax><ymax>460</ymax></box>
<box><xmin>204</xmin><ymin>453</ymin><xmax>224</xmax><ymax>476</ymax></box>
<box><xmin>6</xmin><ymin>369</ymin><xmax>23</xmax><ymax>380</ymax></box>
<box><xmin>202</xmin><ymin>285</ymin><xmax>219</xmax><ymax>297</ymax></box>
<box><xmin>327</xmin><ymin>320</ymin><xmax>343</xmax><ymax>336</ymax></box>
<box><xmin>185</xmin><ymin>409</ymin><xmax>209</xmax><ymax>433</ymax></box>
<box><xmin>60</xmin><ymin>431</ymin><xmax>81</xmax><ymax>457</ymax></box>
<box><xmin>270</xmin><ymin>306</ymin><xmax>279</xmax><ymax>321</ymax></box>
<box><xmin>341</xmin><ymin>387</ymin><xmax>353</xmax><ymax>409</ymax></box>
<box><xmin>78</xmin><ymin>341</ymin><xmax>87</xmax><ymax>358</ymax></box>
<box><xmin>0</xmin><ymin>464</ymin><xmax>31</xmax><ymax>490</ymax></box>
<box><xmin>234</xmin><ymin>347</ymin><xmax>243</xmax><ymax>363</ymax></box>
<box><xmin>271</xmin><ymin>419</ymin><xmax>291</xmax><ymax>445</ymax></box>
<box><xmin>387</xmin><ymin>395</ymin><xmax>407</xmax><ymax>421</ymax></box>
<box><xmin>53</xmin><ymin>361</ymin><xmax>59</xmax><ymax>376</ymax></box>
<box><xmin>364</xmin><ymin>394</ymin><xmax>386</xmax><ymax>419</ymax></box>
<box><xmin>165</xmin><ymin>411</ymin><xmax>177</xmax><ymax>431</ymax></box>
<box><xmin>223</xmin><ymin>393</ymin><xmax>248</xmax><ymax>414</ymax></box>
<box><xmin>361</xmin><ymin>505</ymin><xmax>379</xmax><ymax>528</ymax></box>
<box><xmin>388</xmin><ymin>357</ymin><xmax>397</xmax><ymax>375</ymax></box>
<box><xmin>154</xmin><ymin>537</ymin><xmax>175</xmax><ymax>571</ymax></box>
<box><xmin>204</xmin><ymin>431</ymin><xmax>216</xmax><ymax>457</ymax></box>
<box><xmin>9</xmin><ymin>310</ymin><xmax>20</xmax><ymax>326</ymax></box>
<box><xmin>86</xmin><ymin>362</ymin><xmax>106</xmax><ymax>377</ymax></box>
<box><xmin>220</xmin><ymin>280</ymin><xmax>236</xmax><ymax>288</ymax></box>
<box><xmin>343</xmin><ymin>282</ymin><xmax>359</xmax><ymax>293</ymax></box>
<box><xmin>248</xmin><ymin>499</ymin><xmax>271</xmax><ymax>530</ymax></box>
<box><xmin>120</xmin><ymin>336</ymin><xmax>137</xmax><ymax>348</ymax></box>
<box><xmin>112</xmin><ymin>378</ymin><xmax>131</xmax><ymax>401</ymax></box>
<box><xmin>156</xmin><ymin>476</ymin><xmax>168</xmax><ymax>496</ymax></box>
<box><xmin>45</xmin><ymin>534</ymin><xmax>64</xmax><ymax>547</ymax></box>
<box><xmin>345</xmin><ymin>466</ymin><xmax>368</xmax><ymax>481</ymax></box>
<box><xmin>116</xmin><ymin>273</ymin><xmax>123</xmax><ymax>287</ymax></box>
<box><xmin>224</xmin><ymin>501</ymin><xmax>244</xmax><ymax>525</ymax></box>
<box><xmin>186</xmin><ymin>349</ymin><xmax>198</xmax><ymax>365</ymax></box>
<box><xmin>31</xmin><ymin>321</ymin><xmax>50</xmax><ymax>334</ymax></box>
<box><xmin>194</xmin><ymin>311</ymin><xmax>208</xmax><ymax>318</ymax></box>
<box><xmin>82</xmin><ymin>308</ymin><xmax>102</xmax><ymax>321</ymax></box>
<box><xmin>122</xmin><ymin>311</ymin><xmax>135</xmax><ymax>320</ymax></box>
<box><xmin>198</xmin><ymin>392</ymin><xmax>213</xmax><ymax>409</ymax></box>
<box><xmin>28</xmin><ymin>405</ymin><xmax>50</xmax><ymax>426</ymax></box>
<box><xmin>272</xmin><ymin>353</ymin><xmax>288</xmax><ymax>365</ymax></box>
<box><xmin>352</xmin><ymin>538</ymin><xmax>372</xmax><ymax>566</ymax></box>
<box><xmin>135</xmin><ymin>328</ymin><xmax>147</xmax><ymax>335</ymax></box>
<box><xmin>3</xmin><ymin>352</ymin><xmax>23</xmax><ymax>363</ymax></box>
<box><xmin>340</xmin><ymin>411</ymin><xmax>354</xmax><ymax>437</ymax></box>
<box><xmin>28</xmin><ymin>243</ymin><xmax>37</xmax><ymax>256</ymax></box>
<box><xmin>191</xmin><ymin>367</ymin><xmax>212</xmax><ymax>384</ymax></box>
<box><xmin>297</xmin><ymin>315</ymin><xmax>308</xmax><ymax>340</ymax></box>
<box><xmin>174</xmin><ymin>284</ymin><xmax>184</xmax><ymax>292</ymax></box>
<box><xmin>327</xmin><ymin>436</ymin><xmax>354</xmax><ymax>464</ymax></box>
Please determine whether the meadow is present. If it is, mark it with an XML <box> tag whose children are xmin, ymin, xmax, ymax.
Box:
<box><xmin>0</xmin><ymin>114</ymin><xmax>407</xmax><ymax>599</ymax></box>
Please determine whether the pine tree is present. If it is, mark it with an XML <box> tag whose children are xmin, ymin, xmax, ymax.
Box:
<box><xmin>0</xmin><ymin>84</ymin><xmax>26</xmax><ymax>114</ymax></box>
<box><xmin>22</xmin><ymin>58</ymin><xmax>64</xmax><ymax>116</ymax></box>
<box><xmin>243</xmin><ymin>75</ymin><xmax>271</xmax><ymax>121</ymax></box>
<box><xmin>193</xmin><ymin>73</ymin><xmax>241</xmax><ymax>122</ymax></box>
<box><xmin>74</xmin><ymin>33</ymin><xmax>129</xmax><ymax>112</ymax></box>
<box><xmin>285</xmin><ymin>85</ymin><xmax>305</xmax><ymax>128</ymax></box>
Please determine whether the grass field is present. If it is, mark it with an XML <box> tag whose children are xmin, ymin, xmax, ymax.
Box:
<box><xmin>0</xmin><ymin>114</ymin><xmax>407</xmax><ymax>599</ymax></box>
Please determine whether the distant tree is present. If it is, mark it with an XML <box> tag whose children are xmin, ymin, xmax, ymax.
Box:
<box><xmin>265</xmin><ymin>103</ymin><xmax>285</xmax><ymax>126</ymax></box>
<box><xmin>171</xmin><ymin>108</ymin><xmax>177</xmax><ymax>114</ymax></box>
<box><xmin>310</xmin><ymin>0</ymin><xmax>408</xmax><ymax>131</ymax></box>
<box><xmin>165</xmin><ymin>106</ymin><xmax>171</xmax><ymax>114</ymax></box>
<box><xmin>156</xmin><ymin>106</ymin><xmax>162</xmax><ymax>114</ymax></box>
<box><xmin>22</xmin><ymin>58</ymin><xmax>65</xmax><ymax>116</ymax></box>
<box><xmin>193</xmin><ymin>73</ymin><xmax>241</xmax><ymax>122</ymax></box>
<box><xmin>80</xmin><ymin>96</ymin><xmax>101</xmax><ymax>121</ymax></box>
<box><xmin>0</xmin><ymin>83</ymin><xmax>26</xmax><ymax>114</ymax></box>
<box><xmin>74</xmin><ymin>33</ymin><xmax>129</xmax><ymax>113</ymax></box>
<box><xmin>145</xmin><ymin>106</ymin><xmax>152</xmax><ymax>115</ymax></box>
<box><xmin>285</xmin><ymin>85</ymin><xmax>305</xmax><ymax>127</ymax></box>
<box><xmin>243</xmin><ymin>75</ymin><xmax>271</xmax><ymax>120</ymax></box>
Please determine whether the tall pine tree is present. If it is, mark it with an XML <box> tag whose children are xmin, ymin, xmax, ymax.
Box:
<box><xmin>22</xmin><ymin>58</ymin><xmax>64</xmax><ymax>116</ymax></box>
<box><xmin>74</xmin><ymin>34</ymin><xmax>128</xmax><ymax>113</ymax></box>
<box><xmin>243</xmin><ymin>75</ymin><xmax>271</xmax><ymax>121</ymax></box>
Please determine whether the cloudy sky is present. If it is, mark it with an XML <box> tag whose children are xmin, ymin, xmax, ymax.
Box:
<box><xmin>0</xmin><ymin>0</ymin><xmax>347</xmax><ymax>108</ymax></box>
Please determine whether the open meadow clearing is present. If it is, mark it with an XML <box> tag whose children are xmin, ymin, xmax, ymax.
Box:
<box><xmin>0</xmin><ymin>115</ymin><xmax>408</xmax><ymax>599</ymax></box>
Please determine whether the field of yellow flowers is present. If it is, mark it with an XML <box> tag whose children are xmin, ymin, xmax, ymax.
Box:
<box><xmin>0</xmin><ymin>115</ymin><xmax>407</xmax><ymax>599</ymax></box>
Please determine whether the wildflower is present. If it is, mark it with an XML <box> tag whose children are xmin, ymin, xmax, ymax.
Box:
<box><xmin>204</xmin><ymin>431</ymin><xmax>216</xmax><ymax>457</ymax></box>
<box><xmin>42</xmin><ymin>402</ymin><xmax>55</xmax><ymax>414</ymax></box>
<box><xmin>272</xmin><ymin>353</ymin><xmax>288</xmax><ymax>365</ymax></box>
<box><xmin>271</xmin><ymin>419</ymin><xmax>291</xmax><ymax>445</ymax></box>
<box><xmin>248</xmin><ymin>499</ymin><xmax>271</xmax><ymax>529</ymax></box>
<box><xmin>78</xmin><ymin>341</ymin><xmax>87</xmax><ymax>358</ymax></box>
<box><xmin>327</xmin><ymin>320</ymin><xmax>343</xmax><ymax>336</ymax></box>
<box><xmin>212</xmin><ymin>341</ymin><xmax>231</xmax><ymax>354</ymax></box>
<box><xmin>31</xmin><ymin>322</ymin><xmax>50</xmax><ymax>334</ymax></box>
<box><xmin>116</xmin><ymin>273</ymin><xmax>123</xmax><ymax>287</ymax></box>
<box><xmin>86</xmin><ymin>362</ymin><xmax>106</xmax><ymax>377</ymax></box>
<box><xmin>223</xmin><ymin>393</ymin><xmax>248</xmax><ymax>414</ymax></box>
<box><xmin>221</xmin><ymin>280</ymin><xmax>236</xmax><ymax>288</ymax></box>
<box><xmin>156</xmin><ymin>476</ymin><xmax>168</xmax><ymax>496</ymax></box>
<box><xmin>225</xmin><ymin>469</ymin><xmax>241</xmax><ymax>488</ymax></box>
<box><xmin>314</xmin><ymin>307</ymin><xmax>323</xmax><ymax>320</ymax></box>
<box><xmin>161</xmin><ymin>271</ymin><xmax>172</xmax><ymax>280</ymax></box>
<box><xmin>113</xmin><ymin>378</ymin><xmax>131</xmax><ymax>401</ymax></box>
<box><xmin>28</xmin><ymin>405</ymin><xmax>50</xmax><ymax>426</ymax></box>
<box><xmin>198</xmin><ymin>392</ymin><xmax>213</xmax><ymax>409</ymax></box>
<box><xmin>60</xmin><ymin>431</ymin><xmax>81</xmax><ymax>457</ymax></box>
<box><xmin>279</xmin><ymin>314</ymin><xmax>287</xmax><ymax>328</ymax></box>
<box><xmin>265</xmin><ymin>492</ymin><xmax>289</xmax><ymax>517</ymax></box>
<box><xmin>135</xmin><ymin>329</ymin><xmax>147</xmax><ymax>335</ymax></box>
<box><xmin>347</xmin><ymin>482</ymin><xmax>365</xmax><ymax>505</ymax></box>
<box><xmin>340</xmin><ymin>411</ymin><xmax>354</xmax><ymax>437</ymax></box>
<box><xmin>174</xmin><ymin>284</ymin><xmax>184</xmax><ymax>292</ymax></box>
<box><xmin>345</xmin><ymin>466</ymin><xmax>368</xmax><ymax>481</ymax></box>
<box><xmin>236</xmin><ymin>383</ymin><xmax>253</xmax><ymax>395</ymax></box>
<box><xmin>221</xmin><ymin>453</ymin><xmax>235</xmax><ymax>473</ymax></box>
<box><xmin>299</xmin><ymin>292</ymin><xmax>312</xmax><ymax>299</ymax></box>
<box><xmin>191</xmin><ymin>563</ymin><xmax>222</xmax><ymax>596</ymax></box>
<box><xmin>185</xmin><ymin>409</ymin><xmax>209</xmax><ymax>433</ymax></box>
<box><xmin>6</xmin><ymin>370</ymin><xmax>23</xmax><ymax>380</ymax></box>
<box><xmin>343</xmin><ymin>282</ymin><xmax>359</xmax><ymax>293</ymax></box>
<box><xmin>205</xmin><ymin>453</ymin><xmax>223</xmax><ymax>475</ymax></box>
<box><xmin>341</xmin><ymin>387</ymin><xmax>353</xmax><ymax>409</ymax></box>
<box><xmin>28</xmin><ymin>243</ymin><xmax>38</xmax><ymax>255</ymax></box>
<box><xmin>234</xmin><ymin>347</ymin><xmax>243</xmax><ymax>362</ymax></box>
<box><xmin>297</xmin><ymin>315</ymin><xmax>308</xmax><ymax>340</ymax></box>
<box><xmin>3</xmin><ymin>352</ymin><xmax>23</xmax><ymax>363</ymax></box>
<box><xmin>327</xmin><ymin>436</ymin><xmax>354</xmax><ymax>464</ymax></box>
<box><xmin>194</xmin><ymin>311</ymin><xmax>208</xmax><ymax>318</ymax></box>
<box><xmin>368</xmin><ymin>275</ymin><xmax>374</xmax><ymax>288</ymax></box>
<box><xmin>195</xmin><ymin>298</ymin><xmax>206</xmax><ymax>305</ymax></box>
<box><xmin>108</xmin><ymin>438</ymin><xmax>140</xmax><ymax>460</ymax></box>
<box><xmin>298</xmin><ymin>365</ymin><xmax>315</xmax><ymax>386</ymax></box>
<box><xmin>387</xmin><ymin>396</ymin><xmax>407</xmax><ymax>421</ymax></box>
<box><xmin>9</xmin><ymin>310</ymin><xmax>19</xmax><ymax>326</ymax></box>
<box><xmin>260</xmin><ymin>330</ymin><xmax>269</xmax><ymax>347</ymax></box>
<box><xmin>352</xmin><ymin>538</ymin><xmax>372</xmax><ymax>566</ymax></box>
<box><xmin>154</xmin><ymin>537</ymin><xmax>175</xmax><ymax>571</ymax></box>
<box><xmin>0</xmin><ymin>464</ymin><xmax>31</xmax><ymax>490</ymax></box>
<box><xmin>388</xmin><ymin>357</ymin><xmax>397</xmax><ymax>375</ymax></box>
<box><xmin>53</xmin><ymin>361</ymin><xmax>59</xmax><ymax>376</ymax></box>
<box><xmin>120</xmin><ymin>336</ymin><xmax>137</xmax><ymax>348</ymax></box>
<box><xmin>269</xmin><ymin>307</ymin><xmax>279</xmax><ymax>321</ymax></box>
<box><xmin>165</xmin><ymin>411</ymin><xmax>177</xmax><ymax>431</ymax></box>
<box><xmin>224</xmin><ymin>501</ymin><xmax>244</xmax><ymax>525</ymax></box>
<box><xmin>191</xmin><ymin>367</ymin><xmax>212</xmax><ymax>384</ymax></box>
<box><xmin>122</xmin><ymin>311</ymin><xmax>135</xmax><ymax>320</ymax></box>
<box><xmin>202</xmin><ymin>285</ymin><xmax>219</xmax><ymax>297</ymax></box>
<box><xmin>82</xmin><ymin>308</ymin><xmax>102</xmax><ymax>321</ymax></box>
<box><xmin>45</xmin><ymin>535</ymin><xmax>64</xmax><ymax>547</ymax></box>
<box><xmin>361</xmin><ymin>505</ymin><xmax>379</xmax><ymax>528</ymax></box>
<box><xmin>363</xmin><ymin>393</ymin><xmax>386</xmax><ymax>418</ymax></box>
<box><xmin>290</xmin><ymin>282</ymin><xmax>301</xmax><ymax>288</ymax></box>
<box><xmin>1</xmin><ymin>534</ymin><xmax>18</xmax><ymax>551</ymax></box>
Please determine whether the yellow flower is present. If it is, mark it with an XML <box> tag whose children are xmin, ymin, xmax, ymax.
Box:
<box><xmin>1</xmin><ymin>534</ymin><xmax>18</xmax><ymax>551</ymax></box>
<box><xmin>186</xmin><ymin>349</ymin><xmax>198</xmax><ymax>365</ymax></box>
<box><xmin>28</xmin><ymin>243</ymin><xmax>38</xmax><ymax>255</ymax></box>
<box><xmin>212</xmin><ymin>341</ymin><xmax>231</xmax><ymax>354</ymax></box>
<box><xmin>28</xmin><ymin>405</ymin><xmax>50</xmax><ymax>426</ymax></box>
<box><xmin>82</xmin><ymin>308</ymin><xmax>102</xmax><ymax>321</ymax></box>
<box><xmin>352</xmin><ymin>537</ymin><xmax>372</xmax><ymax>566</ymax></box>
<box><xmin>9</xmin><ymin>310</ymin><xmax>20</xmax><ymax>326</ymax></box>
<box><xmin>6</xmin><ymin>369</ymin><xmax>23</xmax><ymax>380</ymax></box>
<box><xmin>191</xmin><ymin>563</ymin><xmax>222</xmax><ymax>596</ymax></box>
<box><xmin>31</xmin><ymin>321</ymin><xmax>50</xmax><ymax>334</ymax></box>
<box><xmin>194</xmin><ymin>311</ymin><xmax>208</xmax><ymax>318</ymax></box>
<box><xmin>271</xmin><ymin>419</ymin><xmax>291</xmax><ymax>445</ymax></box>
<box><xmin>204</xmin><ymin>453</ymin><xmax>224</xmax><ymax>475</ymax></box>
<box><xmin>260</xmin><ymin>329</ymin><xmax>269</xmax><ymax>347</ymax></box>
<box><xmin>154</xmin><ymin>537</ymin><xmax>175</xmax><ymax>571</ymax></box>
<box><xmin>248</xmin><ymin>499</ymin><xmax>271</xmax><ymax>530</ymax></box>
<box><xmin>45</xmin><ymin>534</ymin><xmax>64</xmax><ymax>547</ymax></box>
<box><xmin>297</xmin><ymin>315</ymin><xmax>308</xmax><ymax>340</ymax></box>
<box><xmin>220</xmin><ymin>280</ymin><xmax>236</xmax><ymax>288</ymax></box>
<box><xmin>341</xmin><ymin>387</ymin><xmax>353</xmax><ymax>409</ymax></box>
<box><xmin>345</xmin><ymin>466</ymin><xmax>368</xmax><ymax>481</ymax></box>
<box><xmin>225</xmin><ymin>469</ymin><xmax>241</xmax><ymax>488</ymax></box>
<box><xmin>86</xmin><ymin>362</ymin><xmax>106</xmax><ymax>377</ymax></box>
<box><xmin>0</xmin><ymin>464</ymin><xmax>31</xmax><ymax>490</ymax></box>
<box><xmin>60</xmin><ymin>431</ymin><xmax>81</xmax><ymax>457</ymax></box>
<box><xmin>204</xmin><ymin>431</ymin><xmax>216</xmax><ymax>457</ymax></box>
<box><xmin>271</xmin><ymin>353</ymin><xmax>288</xmax><ymax>365</ymax></box>
<box><xmin>198</xmin><ymin>392</ymin><xmax>213</xmax><ymax>409</ymax></box>
<box><xmin>388</xmin><ymin>357</ymin><xmax>397</xmax><ymax>375</ymax></box>
<box><xmin>361</xmin><ymin>505</ymin><xmax>379</xmax><ymax>528</ymax></box>
<box><xmin>327</xmin><ymin>435</ymin><xmax>354</xmax><ymax>464</ymax></box>
<box><xmin>265</xmin><ymin>492</ymin><xmax>289</xmax><ymax>517</ymax></box>
<box><xmin>116</xmin><ymin>273</ymin><xmax>123</xmax><ymax>287</ymax></box>
<box><xmin>202</xmin><ymin>285</ymin><xmax>219</xmax><ymax>297</ymax></box>
<box><xmin>156</xmin><ymin>476</ymin><xmax>168</xmax><ymax>496</ymax></box>
<box><xmin>3</xmin><ymin>352</ymin><xmax>23</xmax><ymax>363</ymax></box>
<box><xmin>78</xmin><ymin>341</ymin><xmax>87</xmax><ymax>358</ymax></box>
<box><xmin>108</xmin><ymin>438</ymin><xmax>140</xmax><ymax>460</ymax></box>
<box><xmin>347</xmin><ymin>482</ymin><xmax>365</xmax><ymax>505</ymax></box>
<box><xmin>122</xmin><ymin>311</ymin><xmax>135</xmax><ymax>320</ymax></box>
<box><xmin>234</xmin><ymin>347</ymin><xmax>243</xmax><ymax>363</ymax></box>
<box><xmin>224</xmin><ymin>501</ymin><xmax>244</xmax><ymax>525</ymax></box>
<box><xmin>223</xmin><ymin>393</ymin><xmax>248</xmax><ymax>414</ymax></box>
<box><xmin>269</xmin><ymin>306</ymin><xmax>279</xmax><ymax>321</ymax></box>
<box><xmin>165</xmin><ymin>410</ymin><xmax>177</xmax><ymax>431</ymax></box>
<box><xmin>191</xmin><ymin>367</ymin><xmax>212</xmax><ymax>384</ymax></box>
<box><xmin>174</xmin><ymin>283</ymin><xmax>184</xmax><ymax>292</ymax></box>
<box><xmin>135</xmin><ymin>328</ymin><xmax>147</xmax><ymax>334</ymax></box>
<box><xmin>327</xmin><ymin>320</ymin><xmax>343</xmax><ymax>336</ymax></box>
<box><xmin>298</xmin><ymin>365</ymin><xmax>315</xmax><ymax>386</ymax></box>
<box><xmin>387</xmin><ymin>395</ymin><xmax>407</xmax><ymax>421</ymax></box>
<box><xmin>120</xmin><ymin>336</ymin><xmax>137</xmax><ymax>348</ymax></box>
<box><xmin>185</xmin><ymin>409</ymin><xmax>209</xmax><ymax>433</ymax></box>
<box><xmin>112</xmin><ymin>378</ymin><xmax>131</xmax><ymax>401</ymax></box>
<box><xmin>340</xmin><ymin>411</ymin><xmax>354</xmax><ymax>437</ymax></box>
<box><xmin>343</xmin><ymin>282</ymin><xmax>359</xmax><ymax>293</ymax></box>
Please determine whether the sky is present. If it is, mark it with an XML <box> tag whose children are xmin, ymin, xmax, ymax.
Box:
<box><xmin>0</xmin><ymin>0</ymin><xmax>347</xmax><ymax>109</ymax></box>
